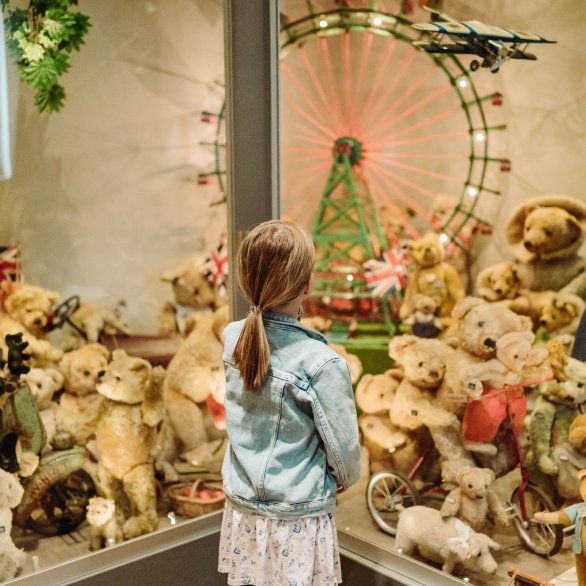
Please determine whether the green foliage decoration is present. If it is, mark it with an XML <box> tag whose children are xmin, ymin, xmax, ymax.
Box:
<box><xmin>2</xmin><ymin>0</ymin><xmax>90</xmax><ymax>113</ymax></box>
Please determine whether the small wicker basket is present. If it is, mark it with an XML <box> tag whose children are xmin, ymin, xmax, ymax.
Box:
<box><xmin>167</xmin><ymin>479</ymin><xmax>225</xmax><ymax>518</ymax></box>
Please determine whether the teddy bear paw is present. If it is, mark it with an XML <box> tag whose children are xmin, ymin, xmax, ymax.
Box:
<box><xmin>538</xmin><ymin>456</ymin><xmax>559</xmax><ymax>476</ymax></box>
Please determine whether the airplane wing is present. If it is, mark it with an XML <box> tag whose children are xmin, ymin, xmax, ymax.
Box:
<box><xmin>413</xmin><ymin>41</ymin><xmax>475</xmax><ymax>55</ymax></box>
<box><xmin>413</xmin><ymin>19</ymin><xmax>555</xmax><ymax>44</ymax></box>
<box><xmin>509</xmin><ymin>50</ymin><xmax>538</xmax><ymax>60</ymax></box>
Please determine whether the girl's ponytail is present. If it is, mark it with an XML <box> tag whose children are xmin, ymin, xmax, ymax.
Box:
<box><xmin>232</xmin><ymin>307</ymin><xmax>270</xmax><ymax>392</ymax></box>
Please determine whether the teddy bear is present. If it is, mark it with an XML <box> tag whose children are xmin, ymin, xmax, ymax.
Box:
<box><xmin>95</xmin><ymin>350</ymin><xmax>165</xmax><ymax>539</ymax></box>
<box><xmin>157</xmin><ymin>306</ymin><xmax>229</xmax><ymax>479</ymax></box>
<box><xmin>158</xmin><ymin>256</ymin><xmax>226</xmax><ymax>336</ymax></box>
<box><xmin>399</xmin><ymin>232</ymin><xmax>465</xmax><ymax>320</ymax></box>
<box><xmin>528</xmin><ymin>355</ymin><xmax>586</xmax><ymax>477</ymax></box>
<box><xmin>435</xmin><ymin>297</ymin><xmax>534</xmax><ymax>416</ymax></box>
<box><xmin>54</xmin><ymin>343</ymin><xmax>109</xmax><ymax>445</ymax></box>
<box><xmin>535</xmin><ymin>292</ymin><xmax>585</xmax><ymax>337</ymax></box>
<box><xmin>402</xmin><ymin>294</ymin><xmax>443</xmax><ymax>338</ymax></box>
<box><xmin>439</xmin><ymin>466</ymin><xmax>509</xmax><ymax>533</ymax></box>
<box><xmin>2</xmin><ymin>283</ymin><xmax>60</xmax><ymax>339</ymax></box>
<box><xmin>65</xmin><ymin>300</ymin><xmax>130</xmax><ymax>350</ymax></box>
<box><xmin>505</xmin><ymin>194</ymin><xmax>586</xmax><ymax>301</ymax></box>
<box><xmin>86</xmin><ymin>496</ymin><xmax>123</xmax><ymax>551</ymax></box>
<box><xmin>395</xmin><ymin>506</ymin><xmax>500</xmax><ymax>576</ymax></box>
<box><xmin>329</xmin><ymin>343</ymin><xmax>363</xmax><ymax>384</ymax></box>
<box><xmin>550</xmin><ymin>414</ymin><xmax>586</xmax><ymax>501</ymax></box>
<box><xmin>356</xmin><ymin>369</ymin><xmax>426</xmax><ymax>475</ymax></box>
<box><xmin>388</xmin><ymin>335</ymin><xmax>473</xmax><ymax>468</ymax></box>
<box><xmin>475</xmin><ymin>261</ymin><xmax>523</xmax><ymax>303</ymax></box>
<box><xmin>0</xmin><ymin>468</ymin><xmax>26</xmax><ymax>582</ymax></box>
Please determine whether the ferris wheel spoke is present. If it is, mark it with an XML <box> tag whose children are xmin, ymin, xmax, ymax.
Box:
<box><xmin>369</xmin><ymin>84</ymin><xmax>452</xmax><ymax>142</ymax></box>
<box><xmin>288</xmin><ymin>121</ymin><xmax>335</xmax><ymax>147</ymax></box>
<box><xmin>318</xmin><ymin>37</ymin><xmax>350</xmax><ymax>135</ymax></box>
<box><xmin>282</xmin><ymin>63</ymin><xmax>340</xmax><ymax>134</ymax></box>
<box><xmin>365</xmin><ymin>159</ymin><xmax>438</xmax><ymax>220</ymax></box>
<box><xmin>362</xmin><ymin>50</ymin><xmax>417</xmax><ymax>137</ymax></box>
<box><xmin>369</xmin><ymin>154</ymin><xmax>464</xmax><ymax>185</ymax></box>
<box><xmin>372</xmin><ymin>130</ymin><xmax>468</xmax><ymax>149</ymax></box>
<box><xmin>371</xmin><ymin>152</ymin><xmax>461</xmax><ymax>161</ymax></box>
<box><xmin>298</xmin><ymin>49</ymin><xmax>347</xmax><ymax>134</ymax></box>
<box><xmin>391</xmin><ymin>106</ymin><xmax>462</xmax><ymax>140</ymax></box>
<box><xmin>342</xmin><ymin>32</ymin><xmax>354</xmax><ymax>132</ymax></box>
<box><xmin>283</xmin><ymin>96</ymin><xmax>338</xmax><ymax>141</ymax></box>
<box><xmin>350</xmin><ymin>32</ymin><xmax>374</xmax><ymax>137</ymax></box>
<box><xmin>358</xmin><ymin>38</ymin><xmax>397</xmax><ymax>132</ymax></box>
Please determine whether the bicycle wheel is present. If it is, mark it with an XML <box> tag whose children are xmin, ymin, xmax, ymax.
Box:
<box><xmin>366</xmin><ymin>470</ymin><xmax>421</xmax><ymax>536</ymax></box>
<box><xmin>510</xmin><ymin>483</ymin><xmax>564</xmax><ymax>557</ymax></box>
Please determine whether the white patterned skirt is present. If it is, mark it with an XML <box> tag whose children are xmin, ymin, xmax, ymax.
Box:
<box><xmin>218</xmin><ymin>500</ymin><xmax>342</xmax><ymax>586</ymax></box>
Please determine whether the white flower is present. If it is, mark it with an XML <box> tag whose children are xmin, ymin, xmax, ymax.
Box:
<box><xmin>38</xmin><ymin>32</ymin><xmax>57</xmax><ymax>49</ymax></box>
<box><xmin>23</xmin><ymin>43</ymin><xmax>45</xmax><ymax>63</ymax></box>
<box><xmin>42</xmin><ymin>18</ymin><xmax>63</xmax><ymax>36</ymax></box>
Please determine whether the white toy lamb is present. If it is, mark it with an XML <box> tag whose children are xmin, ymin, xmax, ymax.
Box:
<box><xmin>0</xmin><ymin>468</ymin><xmax>26</xmax><ymax>581</ymax></box>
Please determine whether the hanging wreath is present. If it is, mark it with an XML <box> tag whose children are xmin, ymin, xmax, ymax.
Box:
<box><xmin>2</xmin><ymin>0</ymin><xmax>91</xmax><ymax>113</ymax></box>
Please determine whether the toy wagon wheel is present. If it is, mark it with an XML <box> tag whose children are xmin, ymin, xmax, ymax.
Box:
<box><xmin>366</xmin><ymin>470</ymin><xmax>421</xmax><ymax>536</ymax></box>
<box><xmin>46</xmin><ymin>295</ymin><xmax>81</xmax><ymax>332</ymax></box>
<box><xmin>26</xmin><ymin>469</ymin><xmax>96</xmax><ymax>536</ymax></box>
<box><xmin>510</xmin><ymin>483</ymin><xmax>563</xmax><ymax>557</ymax></box>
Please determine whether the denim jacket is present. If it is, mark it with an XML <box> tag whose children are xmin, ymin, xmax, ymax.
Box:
<box><xmin>222</xmin><ymin>310</ymin><xmax>361</xmax><ymax>519</ymax></box>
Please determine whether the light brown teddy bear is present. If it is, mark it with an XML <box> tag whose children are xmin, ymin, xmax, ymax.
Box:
<box><xmin>95</xmin><ymin>350</ymin><xmax>165</xmax><ymax>539</ymax></box>
<box><xmin>86</xmin><ymin>496</ymin><xmax>123</xmax><ymax>551</ymax></box>
<box><xmin>389</xmin><ymin>335</ymin><xmax>472</xmax><ymax>469</ymax></box>
<box><xmin>0</xmin><ymin>468</ymin><xmax>26</xmax><ymax>582</ymax></box>
<box><xmin>440</xmin><ymin>466</ymin><xmax>509</xmax><ymax>533</ymax></box>
<box><xmin>356</xmin><ymin>369</ymin><xmax>422</xmax><ymax>474</ymax></box>
<box><xmin>475</xmin><ymin>262</ymin><xmax>523</xmax><ymax>303</ymax></box>
<box><xmin>158</xmin><ymin>306</ymin><xmax>228</xmax><ymax>478</ymax></box>
<box><xmin>2</xmin><ymin>283</ymin><xmax>60</xmax><ymax>339</ymax></box>
<box><xmin>551</xmin><ymin>414</ymin><xmax>586</xmax><ymax>501</ymax></box>
<box><xmin>158</xmin><ymin>256</ymin><xmax>226</xmax><ymax>336</ymax></box>
<box><xmin>55</xmin><ymin>344</ymin><xmax>109</xmax><ymax>445</ymax></box>
<box><xmin>329</xmin><ymin>343</ymin><xmax>363</xmax><ymax>384</ymax></box>
<box><xmin>400</xmin><ymin>233</ymin><xmax>465</xmax><ymax>320</ymax></box>
<box><xmin>66</xmin><ymin>300</ymin><xmax>130</xmax><ymax>349</ymax></box>
<box><xmin>505</xmin><ymin>195</ymin><xmax>586</xmax><ymax>301</ymax></box>
<box><xmin>435</xmin><ymin>297</ymin><xmax>534</xmax><ymax>417</ymax></box>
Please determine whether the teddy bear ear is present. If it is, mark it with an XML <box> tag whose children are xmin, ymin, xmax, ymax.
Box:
<box><xmin>112</xmin><ymin>349</ymin><xmax>128</xmax><ymax>361</ymax></box>
<box><xmin>89</xmin><ymin>343</ymin><xmax>110</xmax><ymax>360</ymax></box>
<box><xmin>517</xmin><ymin>315</ymin><xmax>534</xmax><ymax>332</ymax></box>
<box><xmin>389</xmin><ymin>335</ymin><xmax>418</xmax><ymax>361</ymax></box>
<box><xmin>451</xmin><ymin>296</ymin><xmax>485</xmax><ymax>320</ymax></box>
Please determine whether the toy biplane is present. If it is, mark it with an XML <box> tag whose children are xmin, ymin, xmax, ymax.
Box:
<box><xmin>413</xmin><ymin>8</ymin><xmax>555</xmax><ymax>73</ymax></box>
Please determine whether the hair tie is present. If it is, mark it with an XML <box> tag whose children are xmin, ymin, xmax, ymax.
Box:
<box><xmin>250</xmin><ymin>305</ymin><xmax>263</xmax><ymax>316</ymax></box>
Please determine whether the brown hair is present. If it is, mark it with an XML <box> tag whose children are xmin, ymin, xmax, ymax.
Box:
<box><xmin>233</xmin><ymin>220</ymin><xmax>314</xmax><ymax>391</ymax></box>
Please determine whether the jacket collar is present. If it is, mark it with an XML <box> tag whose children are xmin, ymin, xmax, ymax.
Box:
<box><xmin>262</xmin><ymin>309</ymin><xmax>328</xmax><ymax>343</ymax></box>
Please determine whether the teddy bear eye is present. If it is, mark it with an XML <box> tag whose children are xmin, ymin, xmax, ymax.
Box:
<box><xmin>578</xmin><ymin>383</ymin><xmax>584</xmax><ymax>389</ymax></box>
<box><xmin>83</xmin><ymin>370</ymin><xmax>90</xmax><ymax>376</ymax></box>
<box><xmin>513</xmin><ymin>355</ymin><xmax>518</xmax><ymax>359</ymax></box>
<box><xmin>418</xmin><ymin>361</ymin><xmax>423</xmax><ymax>367</ymax></box>
<box><xmin>468</xmin><ymin>483</ymin><xmax>473</xmax><ymax>488</ymax></box>
<box><xmin>115</xmin><ymin>375</ymin><xmax>121</xmax><ymax>382</ymax></box>
<box><xmin>543</xmin><ymin>228</ymin><xmax>553</xmax><ymax>237</ymax></box>
<box><xmin>476</xmin><ymin>552</ymin><xmax>482</xmax><ymax>557</ymax></box>
<box><xmin>477</xmin><ymin>321</ymin><xmax>485</xmax><ymax>328</ymax></box>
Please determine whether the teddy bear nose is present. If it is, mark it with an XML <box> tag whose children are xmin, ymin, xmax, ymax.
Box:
<box><xmin>540</xmin><ymin>319</ymin><xmax>548</xmax><ymax>326</ymax></box>
<box><xmin>97</xmin><ymin>370</ymin><xmax>106</xmax><ymax>380</ymax></box>
<box><xmin>429</xmin><ymin>370</ymin><xmax>439</xmax><ymax>378</ymax></box>
<box><xmin>484</xmin><ymin>338</ymin><xmax>496</xmax><ymax>348</ymax></box>
<box><xmin>33</xmin><ymin>317</ymin><xmax>43</xmax><ymax>325</ymax></box>
<box><xmin>495</xmin><ymin>288</ymin><xmax>502</xmax><ymax>294</ymax></box>
<box><xmin>523</xmin><ymin>240</ymin><xmax>534</xmax><ymax>249</ymax></box>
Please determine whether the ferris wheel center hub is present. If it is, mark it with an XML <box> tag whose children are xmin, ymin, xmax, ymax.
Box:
<box><xmin>333</xmin><ymin>137</ymin><xmax>362</xmax><ymax>165</ymax></box>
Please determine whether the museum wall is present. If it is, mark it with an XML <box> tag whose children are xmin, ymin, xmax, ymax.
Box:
<box><xmin>0</xmin><ymin>0</ymin><xmax>226</xmax><ymax>333</ymax></box>
<box><xmin>0</xmin><ymin>0</ymin><xmax>583</xmax><ymax>333</ymax></box>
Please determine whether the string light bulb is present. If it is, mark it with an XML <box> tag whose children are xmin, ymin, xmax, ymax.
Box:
<box><xmin>466</xmin><ymin>185</ymin><xmax>478</xmax><ymax>197</ymax></box>
<box><xmin>372</xmin><ymin>16</ymin><xmax>383</xmax><ymax>26</ymax></box>
<box><xmin>319</xmin><ymin>18</ymin><xmax>328</xmax><ymax>28</ymax></box>
<box><xmin>456</xmin><ymin>76</ymin><xmax>468</xmax><ymax>89</ymax></box>
<box><xmin>474</xmin><ymin>131</ymin><xmax>486</xmax><ymax>142</ymax></box>
<box><xmin>439</xmin><ymin>233</ymin><xmax>449</xmax><ymax>244</ymax></box>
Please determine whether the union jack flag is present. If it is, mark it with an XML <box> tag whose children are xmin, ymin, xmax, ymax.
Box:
<box><xmin>200</xmin><ymin>235</ymin><xmax>229</xmax><ymax>296</ymax></box>
<box><xmin>0</xmin><ymin>244</ymin><xmax>21</xmax><ymax>283</ymax></box>
<box><xmin>363</xmin><ymin>248</ymin><xmax>408</xmax><ymax>298</ymax></box>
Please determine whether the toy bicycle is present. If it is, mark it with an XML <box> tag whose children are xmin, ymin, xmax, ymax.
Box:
<box><xmin>366</xmin><ymin>384</ymin><xmax>564</xmax><ymax>557</ymax></box>
<box><xmin>0</xmin><ymin>334</ymin><xmax>96</xmax><ymax>536</ymax></box>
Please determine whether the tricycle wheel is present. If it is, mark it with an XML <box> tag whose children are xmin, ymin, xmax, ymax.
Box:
<box><xmin>510</xmin><ymin>483</ymin><xmax>563</xmax><ymax>557</ymax></box>
<box><xmin>26</xmin><ymin>469</ymin><xmax>96</xmax><ymax>536</ymax></box>
<box><xmin>366</xmin><ymin>470</ymin><xmax>420</xmax><ymax>536</ymax></box>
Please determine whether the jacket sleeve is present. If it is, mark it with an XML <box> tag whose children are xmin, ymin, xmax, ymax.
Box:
<box><xmin>309</xmin><ymin>356</ymin><xmax>361</xmax><ymax>489</ymax></box>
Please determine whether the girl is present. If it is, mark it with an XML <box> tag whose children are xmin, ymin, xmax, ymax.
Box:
<box><xmin>218</xmin><ymin>220</ymin><xmax>361</xmax><ymax>586</ymax></box>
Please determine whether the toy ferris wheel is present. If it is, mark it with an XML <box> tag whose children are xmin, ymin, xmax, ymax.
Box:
<box><xmin>279</xmin><ymin>1</ymin><xmax>509</xmax><ymax>336</ymax></box>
